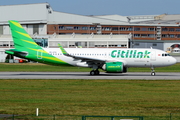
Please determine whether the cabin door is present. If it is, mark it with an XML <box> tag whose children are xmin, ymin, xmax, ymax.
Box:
<box><xmin>150</xmin><ymin>50</ymin><xmax>156</xmax><ymax>61</ymax></box>
<box><xmin>37</xmin><ymin>50</ymin><xmax>43</xmax><ymax>59</ymax></box>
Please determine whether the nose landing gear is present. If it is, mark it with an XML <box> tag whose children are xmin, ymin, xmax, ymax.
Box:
<box><xmin>151</xmin><ymin>67</ymin><xmax>155</xmax><ymax>76</ymax></box>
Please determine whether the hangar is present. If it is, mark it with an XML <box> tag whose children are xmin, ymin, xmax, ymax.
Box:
<box><xmin>0</xmin><ymin>3</ymin><xmax>180</xmax><ymax>62</ymax></box>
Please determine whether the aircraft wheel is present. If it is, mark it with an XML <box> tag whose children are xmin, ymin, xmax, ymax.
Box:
<box><xmin>95</xmin><ymin>70</ymin><xmax>100</xmax><ymax>75</ymax></box>
<box><xmin>151</xmin><ymin>72</ymin><xmax>156</xmax><ymax>76</ymax></box>
<box><xmin>90</xmin><ymin>70</ymin><xmax>95</xmax><ymax>75</ymax></box>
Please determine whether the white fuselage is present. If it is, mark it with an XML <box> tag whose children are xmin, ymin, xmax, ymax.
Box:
<box><xmin>44</xmin><ymin>48</ymin><xmax>177</xmax><ymax>68</ymax></box>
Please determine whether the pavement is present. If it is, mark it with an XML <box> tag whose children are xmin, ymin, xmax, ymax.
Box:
<box><xmin>0</xmin><ymin>72</ymin><xmax>180</xmax><ymax>80</ymax></box>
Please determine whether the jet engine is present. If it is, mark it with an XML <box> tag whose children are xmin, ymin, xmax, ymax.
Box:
<box><xmin>102</xmin><ymin>62</ymin><xmax>127</xmax><ymax>73</ymax></box>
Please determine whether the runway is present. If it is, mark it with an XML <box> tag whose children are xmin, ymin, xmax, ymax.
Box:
<box><xmin>0</xmin><ymin>72</ymin><xmax>179</xmax><ymax>80</ymax></box>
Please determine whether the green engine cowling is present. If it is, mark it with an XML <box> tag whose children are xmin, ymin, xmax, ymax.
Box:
<box><xmin>102</xmin><ymin>62</ymin><xmax>127</xmax><ymax>73</ymax></box>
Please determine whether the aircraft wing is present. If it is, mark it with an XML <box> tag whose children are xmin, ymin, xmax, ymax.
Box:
<box><xmin>58</xmin><ymin>44</ymin><xmax>106</xmax><ymax>64</ymax></box>
<box><xmin>71</xmin><ymin>55</ymin><xmax>106</xmax><ymax>63</ymax></box>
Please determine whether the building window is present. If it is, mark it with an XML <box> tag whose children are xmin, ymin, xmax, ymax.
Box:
<box><xmin>127</xmin><ymin>27</ymin><xmax>132</xmax><ymax>31</ymax></box>
<box><xmin>141</xmin><ymin>34</ymin><xmax>147</xmax><ymax>38</ymax></box>
<box><xmin>162</xmin><ymin>28</ymin><xmax>168</xmax><ymax>31</ymax></box>
<box><xmin>0</xmin><ymin>25</ymin><xmax>3</xmax><ymax>35</ymax></box>
<box><xmin>177</xmin><ymin>34</ymin><xmax>180</xmax><ymax>38</ymax></box>
<box><xmin>148</xmin><ymin>34</ymin><xmax>155</xmax><ymax>38</ymax></box>
<box><xmin>104</xmin><ymin>27</ymin><xmax>111</xmax><ymax>31</ymax></box>
<box><xmin>141</xmin><ymin>28</ymin><xmax>147</xmax><ymax>31</ymax></box>
<box><xmin>82</xmin><ymin>27</ymin><xmax>88</xmax><ymax>30</ymax></box>
<box><xmin>59</xmin><ymin>26</ymin><xmax>65</xmax><ymax>30</ymax></box>
<box><xmin>153</xmin><ymin>43</ymin><xmax>157</xmax><ymax>46</ymax></box>
<box><xmin>90</xmin><ymin>27</ymin><xmax>96</xmax><ymax>30</ymax></box>
<box><xmin>112</xmin><ymin>27</ymin><xmax>119</xmax><ymax>31</ymax></box>
<box><xmin>120</xmin><ymin>27</ymin><xmax>126</xmax><ymax>31</ymax></box>
<box><xmin>134</xmin><ymin>28</ymin><xmax>140</xmax><ymax>31</ymax></box>
<box><xmin>121</xmin><ymin>44</ymin><xmax>127</xmax><ymax>47</ymax></box>
<box><xmin>3</xmin><ymin>44</ymin><xmax>9</xmax><ymax>46</ymax></box>
<box><xmin>134</xmin><ymin>34</ymin><xmax>140</xmax><ymax>37</ymax></box>
<box><xmin>169</xmin><ymin>28</ymin><xmax>174</xmax><ymax>31</ymax></box>
<box><xmin>74</xmin><ymin>26</ymin><xmax>80</xmax><ymax>30</ymax></box>
<box><xmin>135</xmin><ymin>43</ymin><xmax>139</xmax><ymax>46</ymax></box>
<box><xmin>66</xmin><ymin>26</ymin><xmax>73</xmax><ymax>30</ymax></box>
<box><xmin>148</xmin><ymin>28</ymin><xmax>155</xmax><ymax>31</ymax></box>
<box><xmin>169</xmin><ymin>34</ymin><xmax>174</xmax><ymax>38</ymax></box>
<box><xmin>33</xmin><ymin>25</ymin><xmax>39</xmax><ymax>34</ymax></box>
<box><xmin>176</xmin><ymin>28</ymin><xmax>180</xmax><ymax>31</ymax></box>
<box><xmin>162</xmin><ymin>34</ymin><xmax>169</xmax><ymax>38</ymax></box>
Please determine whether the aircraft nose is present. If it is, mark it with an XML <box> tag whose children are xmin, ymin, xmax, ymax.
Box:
<box><xmin>171</xmin><ymin>57</ymin><xmax>177</xmax><ymax>65</ymax></box>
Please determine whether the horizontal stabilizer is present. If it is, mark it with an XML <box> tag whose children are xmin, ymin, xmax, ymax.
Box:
<box><xmin>5</xmin><ymin>49</ymin><xmax>28</xmax><ymax>56</ymax></box>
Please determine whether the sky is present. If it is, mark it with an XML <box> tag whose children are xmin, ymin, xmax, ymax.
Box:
<box><xmin>1</xmin><ymin>0</ymin><xmax>180</xmax><ymax>16</ymax></box>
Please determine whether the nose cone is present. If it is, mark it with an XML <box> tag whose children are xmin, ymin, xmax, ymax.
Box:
<box><xmin>173</xmin><ymin>57</ymin><xmax>177</xmax><ymax>64</ymax></box>
<box><xmin>170</xmin><ymin>57</ymin><xmax>177</xmax><ymax>65</ymax></box>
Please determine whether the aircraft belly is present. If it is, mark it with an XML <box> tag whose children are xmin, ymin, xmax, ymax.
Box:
<box><xmin>63</xmin><ymin>57</ymin><xmax>80</xmax><ymax>66</ymax></box>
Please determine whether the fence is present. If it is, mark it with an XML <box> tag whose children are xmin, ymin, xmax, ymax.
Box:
<box><xmin>82</xmin><ymin>116</ymin><xmax>143</xmax><ymax>120</ymax></box>
<box><xmin>1</xmin><ymin>113</ymin><xmax>180</xmax><ymax>120</ymax></box>
<box><xmin>3</xmin><ymin>115</ymin><xmax>82</xmax><ymax>120</ymax></box>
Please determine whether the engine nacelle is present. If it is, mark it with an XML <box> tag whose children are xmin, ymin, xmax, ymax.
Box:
<box><xmin>102</xmin><ymin>62</ymin><xmax>127</xmax><ymax>73</ymax></box>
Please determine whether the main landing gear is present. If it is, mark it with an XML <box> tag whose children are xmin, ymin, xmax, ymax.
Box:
<box><xmin>151</xmin><ymin>67</ymin><xmax>155</xmax><ymax>76</ymax></box>
<box><xmin>90</xmin><ymin>69</ymin><xmax>100</xmax><ymax>75</ymax></box>
<box><xmin>90</xmin><ymin>64</ymin><xmax>100</xmax><ymax>75</ymax></box>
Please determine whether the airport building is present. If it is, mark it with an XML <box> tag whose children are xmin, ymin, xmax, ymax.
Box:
<box><xmin>0</xmin><ymin>3</ymin><xmax>180</xmax><ymax>62</ymax></box>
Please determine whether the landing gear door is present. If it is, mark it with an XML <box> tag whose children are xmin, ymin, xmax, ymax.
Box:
<box><xmin>150</xmin><ymin>50</ymin><xmax>156</xmax><ymax>61</ymax></box>
<box><xmin>37</xmin><ymin>49</ymin><xmax>43</xmax><ymax>59</ymax></box>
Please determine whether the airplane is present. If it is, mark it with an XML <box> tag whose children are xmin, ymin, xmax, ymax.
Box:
<box><xmin>5</xmin><ymin>20</ymin><xmax>177</xmax><ymax>76</ymax></box>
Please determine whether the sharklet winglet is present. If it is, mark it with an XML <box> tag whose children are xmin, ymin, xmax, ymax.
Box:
<box><xmin>58</xmin><ymin>43</ymin><xmax>69</xmax><ymax>56</ymax></box>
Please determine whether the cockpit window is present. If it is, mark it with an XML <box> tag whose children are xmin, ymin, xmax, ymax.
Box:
<box><xmin>162</xmin><ymin>53</ymin><xmax>170</xmax><ymax>57</ymax></box>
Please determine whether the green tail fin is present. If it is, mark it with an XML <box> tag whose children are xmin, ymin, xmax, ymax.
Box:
<box><xmin>7</xmin><ymin>20</ymin><xmax>69</xmax><ymax>65</ymax></box>
<box><xmin>8</xmin><ymin>20</ymin><xmax>40</xmax><ymax>50</ymax></box>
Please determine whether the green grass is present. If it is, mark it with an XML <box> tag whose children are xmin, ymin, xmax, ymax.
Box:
<box><xmin>1</xmin><ymin>80</ymin><xmax>180</xmax><ymax>117</ymax></box>
<box><xmin>0</xmin><ymin>63</ymin><xmax>180</xmax><ymax>72</ymax></box>
<box><xmin>0</xmin><ymin>63</ymin><xmax>180</xmax><ymax>119</ymax></box>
